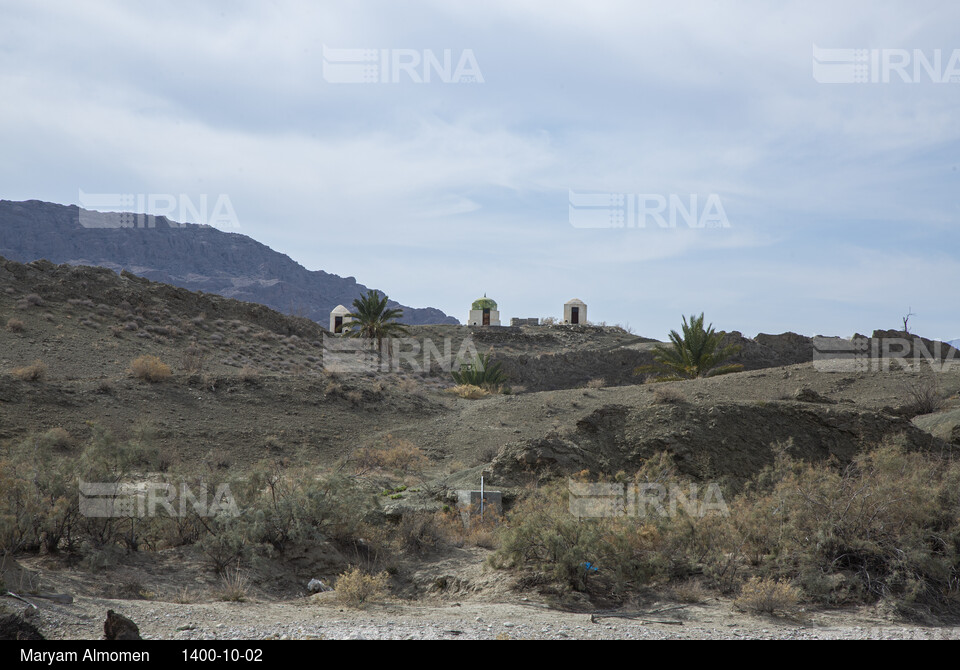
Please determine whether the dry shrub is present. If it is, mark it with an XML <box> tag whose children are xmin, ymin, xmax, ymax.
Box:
<box><xmin>902</xmin><ymin>376</ymin><xmax>946</xmax><ymax>416</ymax></box>
<box><xmin>585</xmin><ymin>378</ymin><xmax>605</xmax><ymax>389</ymax></box>
<box><xmin>40</xmin><ymin>427</ymin><xmax>72</xmax><ymax>450</ymax></box>
<box><xmin>652</xmin><ymin>386</ymin><xmax>685</xmax><ymax>404</ymax></box>
<box><xmin>180</xmin><ymin>346</ymin><xmax>204</xmax><ymax>374</ymax></box>
<box><xmin>6</xmin><ymin>318</ymin><xmax>24</xmax><ymax>332</ymax></box>
<box><xmin>446</xmin><ymin>384</ymin><xmax>490</xmax><ymax>399</ymax></box>
<box><xmin>669</xmin><ymin>578</ymin><xmax>710</xmax><ymax>604</ymax></box>
<box><xmin>354</xmin><ymin>435</ymin><xmax>428</xmax><ymax>474</ymax></box>
<box><xmin>12</xmin><ymin>360</ymin><xmax>47</xmax><ymax>382</ymax></box>
<box><xmin>239</xmin><ymin>365</ymin><xmax>260</xmax><ymax>384</ymax></box>
<box><xmin>393</xmin><ymin>511</ymin><xmax>457</xmax><ymax>557</ymax></box>
<box><xmin>734</xmin><ymin>577</ymin><xmax>800</xmax><ymax>615</ymax></box>
<box><xmin>129</xmin><ymin>355</ymin><xmax>172</xmax><ymax>382</ymax></box>
<box><xmin>216</xmin><ymin>567</ymin><xmax>250</xmax><ymax>602</ymax></box>
<box><xmin>463</xmin><ymin>515</ymin><xmax>500</xmax><ymax>550</ymax></box>
<box><xmin>335</xmin><ymin>567</ymin><xmax>388</xmax><ymax>608</ymax></box>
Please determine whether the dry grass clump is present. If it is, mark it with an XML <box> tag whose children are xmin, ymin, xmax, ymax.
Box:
<box><xmin>652</xmin><ymin>385</ymin><xmax>685</xmax><ymax>404</ymax></box>
<box><xmin>6</xmin><ymin>318</ymin><xmax>25</xmax><ymax>332</ymax></box>
<box><xmin>334</xmin><ymin>567</ymin><xmax>388</xmax><ymax>608</ymax></box>
<box><xmin>238</xmin><ymin>365</ymin><xmax>260</xmax><ymax>383</ymax></box>
<box><xmin>12</xmin><ymin>360</ymin><xmax>47</xmax><ymax>381</ymax></box>
<box><xmin>669</xmin><ymin>579</ymin><xmax>710</xmax><ymax>604</ymax></box>
<box><xmin>216</xmin><ymin>567</ymin><xmax>250</xmax><ymax>602</ymax></box>
<box><xmin>585</xmin><ymin>378</ymin><xmax>605</xmax><ymax>389</ymax></box>
<box><xmin>354</xmin><ymin>435</ymin><xmax>428</xmax><ymax>473</ymax></box>
<box><xmin>446</xmin><ymin>384</ymin><xmax>491</xmax><ymax>399</ymax></box>
<box><xmin>129</xmin><ymin>355</ymin><xmax>172</xmax><ymax>382</ymax></box>
<box><xmin>734</xmin><ymin>578</ymin><xmax>801</xmax><ymax>615</ymax></box>
<box><xmin>180</xmin><ymin>345</ymin><xmax>204</xmax><ymax>374</ymax></box>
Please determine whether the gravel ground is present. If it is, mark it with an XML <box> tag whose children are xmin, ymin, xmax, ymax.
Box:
<box><xmin>13</xmin><ymin>596</ymin><xmax>960</xmax><ymax>641</ymax></box>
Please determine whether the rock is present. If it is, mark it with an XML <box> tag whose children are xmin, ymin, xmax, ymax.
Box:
<box><xmin>307</xmin><ymin>579</ymin><xmax>332</xmax><ymax>593</ymax></box>
<box><xmin>794</xmin><ymin>388</ymin><xmax>836</xmax><ymax>404</ymax></box>
<box><xmin>0</xmin><ymin>613</ymin><xmax>44</xmax><ymax>640</ymax></box>
<box><xmin>104</xmin><ymin>610</ymin><xmax>142</xmax><ymax>641</ymax></box>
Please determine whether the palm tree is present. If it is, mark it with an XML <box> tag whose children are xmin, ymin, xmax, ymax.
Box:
<box><xmin>344</xmin><ymin>289</ymin><xmax>409</xmax><ymax>356</ymax></box>
<box><xmin>636</xmin><ymin>313</ymin><xmax>742</xmax><ymax>380</ymax></box>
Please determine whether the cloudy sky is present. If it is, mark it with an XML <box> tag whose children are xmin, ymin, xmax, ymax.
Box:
<box><xmin>2</xmin><ymin>1</ymin><xmax>958</xmax><ymax>340</ymax></box>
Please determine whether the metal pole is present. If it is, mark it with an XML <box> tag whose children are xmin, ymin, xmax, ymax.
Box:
<box><xmin>480</xmin><ymin>476</ymin><xmax>484</xmax><ymax>521</ymax></box>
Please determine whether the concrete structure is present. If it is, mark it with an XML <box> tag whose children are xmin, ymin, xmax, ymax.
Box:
<box><xmin>564</xmin><ymin>298</ymin><xmax>587</xmax><ymax>325</ymax></box>
<box><xmin>511</xmin><ymin>317</ymin><xmax>540</xmax><ymax>327</ymax></box>
<box><xmin>457</xmin><ymin>489</ymin><xmax>503</xmax><ymax>526</ymax></box>
<box><xmin>329</xmin><ymin>304</ymin><xmax>353</xmax><ymax>334</ymax></box>
<box><xmin>468</xmin><ymin>296</ymin><xmax>500</xmax><ymax>327</ymax></box>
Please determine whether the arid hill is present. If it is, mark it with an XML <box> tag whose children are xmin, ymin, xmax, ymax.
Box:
<box><xmin>0</xmin><ymin>199</ymin><xmax>458</xmax><ymax>325</ymax></box>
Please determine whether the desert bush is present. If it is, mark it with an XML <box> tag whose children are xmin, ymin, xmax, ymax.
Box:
<box><xmin>734</xmin><ymin>577</ymin><xmax>801</xmax><ymax>615</ymax></box>
<box><xmin>11</xmin><ymin>360</ymin><xmax>47</xmax><ymax>382</ymax></box>
<box><xmin>216</xmin><ymin>566</ymin><xmax>250</xmax><ymax>602</ymax></box>
<box><xmin>735</xmin><ymin>437</ymin><xmax>960</xmax><ymax>612</ymax></box>
<box><xmin>585</xmin><ymin>378</ymin><xmax>605</xmax><ymax>389</ymax></box>
<box><xmin>353</xmin><ymin>435</ymin><xmax>427</xmax><ymax>474</ymax></box>
<box><xmin>239</xmin><ymin>366</ymin><xmax>260</xmax><ymax>384</ymax></box>
<box><xmin>446</xmin><ymin>384</ymin><xmax>491</xmax><ymax>399</ymax></box>
<box><xmin>901</xmin><ymin>376</ymin><xmax>946</xmax><ymax>416</ymax></box>
<box><xmin>491</xmin><ymin>439</ymin><xmax>960</xmax><ymax>610</ymax></box>
<box><xmin>238</xmin><ymin>463</ymin><xmax>373</xmax><ymax>552</ymax></box>
<box><xmin>392</xmin><ymin>511</ymin><xmax>456</xmax><ymax>557</ymax></box>
<box><xmin>197</xmin><ymin>516</ymin><xmax>249</xmax><ymax>575</ymax></box>
<box><xmin>180</xmin><ymin>346</ymin><xmax>204</xmax><ymax>374</ymax></box>
<box><xmin>128</xmin><ymin>355</ymin><xmax>172</xmax><ymax>382</ymax></box>
<box><xmin>669</xmin><ymin>578</ymin><xmax>710</xmax><ymax>604</ymax></box>
<box><xmin>335</xmin><ymin>567</ymin><xmax>388</xmax><ymax>608</ymax></box>
<box><xmin>652</xmin><ymin>386</ymin><xmax>685</xmax><ymax>404</ymax></box>
<box><xmin>490</xmin><ymin>466</ymin><xmax>715</xmax><ymax>595</ymax></box>
<box><xmin>6</xmin><ymin>318</ymin><xmax>24</xmax><ymax>332</ymax></box>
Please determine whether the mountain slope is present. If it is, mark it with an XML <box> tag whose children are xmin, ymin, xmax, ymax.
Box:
<box><xmin>0</xmin><ymin>199</ymin><xmax>458</xmax><ymax>325</ymax></box>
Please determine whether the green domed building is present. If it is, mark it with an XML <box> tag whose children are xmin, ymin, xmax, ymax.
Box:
<box><xmin>468</xmin><ymin>295</ymin><xmax>500</xmax><ymax>326</ymax></box>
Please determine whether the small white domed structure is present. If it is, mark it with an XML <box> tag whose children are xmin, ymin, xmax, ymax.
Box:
<box><xmin>468</xmin><ymin>295</ymin><xmax>500</xmax><ymax>327</ymax></box>
<box><xmin>564</xmin><ymin>298</ymin><xmax>587</xmax><ymax>325</ymax></box>
<box><xmin>329</xmin><ymin>304</ymin><xmax>353</xmax><ymax>334</ymax></box>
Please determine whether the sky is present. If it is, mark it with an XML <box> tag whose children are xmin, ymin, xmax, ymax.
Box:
<box><xmin>1</xmin><ymin>0</ymin><xmax>958</xmax><ymax>341</ymax></box>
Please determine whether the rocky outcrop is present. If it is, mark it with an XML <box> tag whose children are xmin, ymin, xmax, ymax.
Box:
<box><xmin>488</xmin><ymin>402</ymin><xmax>953</xmax><ymax>487</ymax></box>
<box><xmin>104</xmin><ymin>610</ymin><xmax>141</xmax><ymax>641</ymax></box>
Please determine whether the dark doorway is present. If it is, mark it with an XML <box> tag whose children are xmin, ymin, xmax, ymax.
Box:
<box><xmin>570</xmin><ymin>307</ymin><xmax>580</xmax><ymax>324</ymax></box>
<box><xmin>482</xmin><ymin>309</ymin><xmax>490</xmax><ymax>326</ymax></box>
<box><xmin>335</xmin><ymin>316</ymin><xmax>343</xmax><ymax>333</ymax></box>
